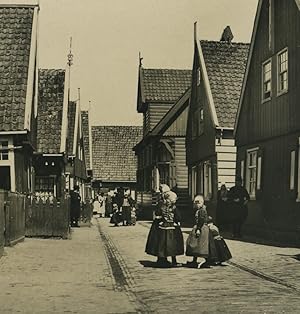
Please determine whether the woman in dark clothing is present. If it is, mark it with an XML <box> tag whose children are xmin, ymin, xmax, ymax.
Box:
<box><xmin>122</xmin><ymin>191</ymin><xmax>135</xmax><ymax>226</ymax></box>
<box><xmin>228</xmin><ymin>177</ymin><xmax>250</xmax><ymax>238</ymax></box>
<box><xmin>216</xmin><ymin>184</ymin><xmax>229</xmax><ymax>228</ymax></box>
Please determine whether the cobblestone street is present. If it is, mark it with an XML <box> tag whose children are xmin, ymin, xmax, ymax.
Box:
<box><xmin>0</xmin><ymin>218</ymin><xmax>300</xmax><ymax>313</ymax></box>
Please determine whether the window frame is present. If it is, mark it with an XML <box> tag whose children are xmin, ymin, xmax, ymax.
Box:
<box><xmin>0</xmin><ymin>140</ymin><xmax>9</xmax><ymax>161</ymax></box>
<box><xmin>246</xmin><ymin>148</ymin><xmax>259</xmax><ymax>200</ymax></box>
<box><xmin>277</xmin><ymin>47</ymin><xmax>288</xmax><ymax>96</ymax></box>
<box><xmin>262</xmin><ymin>58</ymin><xmax>272</xmax><ymax>103</ymax></box>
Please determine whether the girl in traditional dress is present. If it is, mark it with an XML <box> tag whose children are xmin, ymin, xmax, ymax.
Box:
<box><xmin>110</xmin><ymin>203</ymin><xmax>122</xmax><ymax>226</ymax></box>
<box><xmin>145</xmin><ymin>184</ymin><xmax>169</xmax><ymax>264</ymax></box>
<box><xmin>207</xmin><ymin>216</ymin><xmax>232</xmax><ymax>265</ymax></box>
<box><xmin>186</xmin><ymin>195</ymin><xmax>217</xmax><ymax>268</ymax></box>
<box><xmin>156</xmin><ymin>190</ymin><xmax>184</xmax><ymax>267</ymax></box>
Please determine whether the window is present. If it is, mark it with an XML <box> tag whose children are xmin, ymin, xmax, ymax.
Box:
<box><xmin>246</xmin><ymin>149</ymin><xmax>258</xmax><ymax>198</ymax></box>
<box><xmin>35</xmin><ymin>176</ymin><xmax>55</xmax><ymax>194</ymax></box>
<box><xmin>0</xmin><ymin>141</ymin><xmax>9</xmax><ymax>160</ymax></box>
<box><xmin>196</xmin><ymin>68</ymin><xmax>201</xmax><ymax>86</ymax></box>
<box><xmin>192</xmin><ymin>108</ymin><xmax>204</xmax><ymax>138</ymax></box>
<box><xmin>262</xmin><ymin>60</ymin><xmax>272</xmax><ymax>101</ymax></box>
<box><xmin>277</xmin><ymin>48</ymin><xmax>288</xmax><ymax>94</ymax></box>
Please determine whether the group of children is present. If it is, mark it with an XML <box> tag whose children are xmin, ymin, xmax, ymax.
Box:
<box><xmin>145</xmin><ymin>184</ymin><xmax>232</xmax><ymax>268</ymax></box>
<box><xmin>110</xmin><ymin>203</ymin><xmax>137</xmax><ymax>226</ymax></box>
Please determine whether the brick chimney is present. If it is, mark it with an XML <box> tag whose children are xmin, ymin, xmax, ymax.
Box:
<box><xmin>220</xmin><ymin>26</ymin><xmax>234</xmax><ymax>43</ymax></box>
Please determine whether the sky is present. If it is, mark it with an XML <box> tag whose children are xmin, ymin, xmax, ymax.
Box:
<box><xmin>38</xmin><ymin>0</ymin><xmax>258</xmax><ymax>127</ymax></box>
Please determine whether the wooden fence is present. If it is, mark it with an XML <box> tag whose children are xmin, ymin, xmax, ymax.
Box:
<box><xmin>25</xmin><ymin>195</ymin><xmax>70</xmax><ymax>239</ymax></box>
<box><xmin>0</xmin><ymin>191</ymin><xmax>4</xmax><ymax>258</ymax></box>
<box><xmin>0</xmin><ymin>190</ymin><xmax>26</xmax><ymax>247</ymax></box>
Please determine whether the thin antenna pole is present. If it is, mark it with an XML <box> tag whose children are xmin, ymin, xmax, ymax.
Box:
<box><xmin>139</xmin><ymin>51</ymin><xmax>143</xmax><ymax>67</ymax></box>
<box><xmin>67</xmin><ymin>37</ymin><xmax>73</xmax><ymax>101</ymax></box>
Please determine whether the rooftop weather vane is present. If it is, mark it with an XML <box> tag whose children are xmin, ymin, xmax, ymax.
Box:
<box><xmin>67</xmin><ymin>37</ymin><xmax>73</xmax><ymax>67</ymax></box>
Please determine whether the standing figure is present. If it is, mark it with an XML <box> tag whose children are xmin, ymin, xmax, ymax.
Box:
<box><xmin>156</xmin><ymin>190</ymin><xmax>184</xmax><ymax>267</ymax></box>
<box><xmin>186</xmin><ymin>195</ymin><xmax>217</xmax><ymax>268</ymax></box>
<box><xmin>105</xmin><ymin>190</ymin><xmax>113</xmax><ymax>217</ymax></box>
<box><xmin>110</xmin><ymin>203</ymin><xmax>123</xmax><ymax>226</ymax></box>
<box><xmin>97</xmin><ymin>192</ymin><xmax>106</xmax><ymax>218</ymax></box>
<box><xmin>70</xmin><ymin>185</ymin><xmax>81</xmax><ymax>227</ymax></box>
<box><xmin>145</xmin><ymin>184</ymin><xmax>170</xmax><ymax>266</ymax></box>
<box><xmin>216</xmin><ymin>184</ymin><xmax>229</xmax><ymax>228</ymax></box>
<box><xmin>121</xmin><ymin>190</ymin><xmax>135</xmax><ymax>226</ymax></box>
<box><xmin>228</xmin><ymin>176</ymin><xmax>250</xmax><ymax>238</ymax></box>
<box><xmin>207</xmin><ymin>216</ymin><xmax>232</xmax><ymax>265</ymax></box>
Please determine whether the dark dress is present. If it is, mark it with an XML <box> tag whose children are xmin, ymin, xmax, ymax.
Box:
<box><xmin>216</xmin><ymin>189</ymin><xmax>229</xmax><ymax>226</ymax></box>
<box><xmin>70</xmin><ymin>190</ymin><xmax>81</xmax><ymax>226</ymax></box>
<box><xmin>156</xmin><ymin>204</ymin><xmax>184</xmax><ymax>258</ymax></box>
<box><xmin>105</xmin><ymin>194</ymin><xmax>113</xmax><ymax>217</ymax></box>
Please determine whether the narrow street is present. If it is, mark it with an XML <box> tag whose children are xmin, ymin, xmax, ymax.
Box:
<box><xmin>0</xmin><ymin>219</ymin><xmax>299</xmax><ymax>313</ymax></box>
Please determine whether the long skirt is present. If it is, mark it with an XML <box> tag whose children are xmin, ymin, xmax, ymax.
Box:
<box><xmin>110</xmin><ymin>211</ymin><xmax>122</xmax><ymax>224</ymax></box>
<box><xmin>186</xmin><ymin>225</ymin><xmax>210</xmax><ymax>257</ymax></box>
<box><xmin>105</xmin><ymin>202</ymin><xmax>113</xmax><ymax>217</ymax></box>
<box><xmin>214</xmin><ymin>237</ymin><xmax>232</xmax><ymax>263</ymax></box>
<box><xmin>156</xmin><ymin>226</ymin><xmax>184</xmax><ymax>258</ymax></box>
<box><xmin>145</xmin><ymin>220</ymin><xmax>160</xmax><ymax>256</ymax></box>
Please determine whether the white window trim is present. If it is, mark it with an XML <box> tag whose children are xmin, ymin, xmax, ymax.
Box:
<box><xmin>277</xmin><ymin>47</ymin><xmax>288</xmax><ymax>96</ymax></box>
<box><xmin>246</xmin><ymin>148</ymin><xmax>259</xmax><ymax>200</ymax></box>
<box><xmin>257</xmin><ymin>156</ymin><xmax>262</xmax><ymax>190</ymax></box>
<box><xmin>297</xmin><ymin>138</ymin><xmax>300</xmax><ymax>201</ymax></box>
<box><xmin>262</xmin><ymin>58</ymin><xmax>272</xmax><ymax>103</ymax></box>
<box><xmin>290</xmin><ymin>150</ymin><xmax>295</xmax><ymax>191</ymax></box>
<box><xmin>240</xmin><ymin>160</ymin><xmax>245</xmax><ymax>183</ymax></box>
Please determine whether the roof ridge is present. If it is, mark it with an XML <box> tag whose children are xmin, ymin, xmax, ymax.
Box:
<box><xmin>200</xmin><ymin>39</ymin><xmax>249</xmax><ymax>46</ymax></box>
<box><xmin>142</xmin><ymin>68</ymin><xmax>191</xmax><ymax>71</ymax></box>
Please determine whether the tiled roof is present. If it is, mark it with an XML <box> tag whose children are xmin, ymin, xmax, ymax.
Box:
<box><xmin>36</xmin><ymin>69</ymin><xmax>65</xmax><ymax>154</ymax></box>
<box><xmin>201</xmin><ymin>40</ymin><xmax>249</xmax><ymax>128</ymax></box>
<box><xmin>66</xmin><ymin>101</ymin><xmax>77</xmax><ymax>155</ymax></box>
<box><xmin>81</xmin><ymin>111</ymin><xmax>91</xmax><ymax>169</ymax></box>
<box><xmin>142</xmin><ymin>68</ymin><xmax>191</xmax><ymax>102</ymax></box>
<box><xmin>0</xmin><ymin>7</ymin><xmax>34</xmax><ymax>131</ymax></box>
<box><xmin>92</xmin><ymin>126</ymin><xmax>143</xmax><ymax>182</ymax></box>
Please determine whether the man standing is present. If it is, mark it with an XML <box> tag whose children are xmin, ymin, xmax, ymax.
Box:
<box><xmin>228</xmin><ymin>177</ymin><xmax>250</xmax><ymax>238</ymax></box>
<box><xmin>70</xmin><ymin>185</ymin><xmax>81</xmax><ymax>227</ymax></box>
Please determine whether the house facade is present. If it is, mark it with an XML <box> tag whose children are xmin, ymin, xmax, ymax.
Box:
<box><xmin>186</xmin><ymin>25</ymin><xmax>249</xmax><ymax>218</ymax></box>
<box><xmin>92</xmin><ymin>126</ymin><xmax>143</xmax><ymax>195</ymax></box>
<box><xmin>134</xmin><ymin>66</ymin><xmax>191</xmax><ymax>213</ymax></box>
<box><xmin>0</xmin><ymin>2</ymin><xmax>39</xmax><ymax>193</ymax></box>
<box><xmin>235</xmin><ymin>0</ymin><xmax>300</xmax><ymax>244</ymax></box>
<box><xmin>34</xmin><ymin>69</ymin><xmax>68</xmax><ymax>199</ymax></box>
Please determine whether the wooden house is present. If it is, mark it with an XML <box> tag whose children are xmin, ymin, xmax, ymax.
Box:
<box><xmin>186</xmin><ymin>25</ymin><xmax>249</xmax><ymax>218</ymax></box>
<box><xmin>91</xmin><ymin>126</ymin><xmax>143</xmax><ymax>194</ymax></box>
<box><xmin>34</xmin><ymin>69</ymin><xmax>68</xmax><ymax>199</ymax></box>
<box><xmin>0</xmin><ymin>1</ymin><xmax>39</xmax><ymax>193</ymax></box>
<box><xmin>234</xmin><ymin>0</ymin><xmax>300</xmax><ymax>244</ymax></box>
<box><xmin>134</xmin><ymin>66</ymin><xmax>191</xmax><ymax>212</ymax></box>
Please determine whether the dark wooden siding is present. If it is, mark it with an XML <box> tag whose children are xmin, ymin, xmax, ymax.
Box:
<box><xmin>236</xmin><ymin>0</ymin><xmax>300</xmax><ymax>146</ymax></box>
<box><xmin>164</xmin><ymin>106</ymin><xmax>188</xmax><ymax>137</ymax></box>
<box><xmin>236</xmin><ymin>132</ymin><xmax>300</xmax><ymax>239</ymax></box>
<box><xmin>187</xmin><ymin>74</ymin><xmax>216</xmax><ymax>165</ymax></box>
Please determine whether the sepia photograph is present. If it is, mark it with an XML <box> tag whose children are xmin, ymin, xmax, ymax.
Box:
<box><xmin>0</xmin><ymin>0</ymin><xmax>300</xmax><ymax>312</ymax></box>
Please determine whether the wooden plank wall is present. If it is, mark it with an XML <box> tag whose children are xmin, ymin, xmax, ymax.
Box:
<box><xmin>164</xmin><ymin>106</ymin><xmax>188</xmax><ymax>137</ymax></box>
<box><xmin>149</xmin><ymin>103</ymin><xmax>173</xmax><ymax>131</ymax></box>
<box><xmin>0</xmin><ymin>190</ymin><xmax>5</xmax><ymax>258</ymax></box>
<box><xmin>216</xmin><ymin>139</ymin><xmax>237</xmax><ymax>188</ymax></box>
<box><xmin>175</xmin><ymin>137</ymin><xmax>188</xmax><ymax>189</ymax></box>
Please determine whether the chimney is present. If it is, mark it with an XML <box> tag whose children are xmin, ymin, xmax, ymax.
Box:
<box><xmin>220</xmin><ymin>26</ymin><xmax>234</xmax><ymax>43</ymax></box>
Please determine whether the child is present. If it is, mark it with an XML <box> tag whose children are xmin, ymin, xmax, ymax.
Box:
<box><xmin>207</xmin><ymin>216</ymin><xmax>232</xmax><ymax>265</ymax></box>
<box><xmin>157</xmin><ymin>191</ymin><xmax>184</xmax><ymax>267</ymax></box>
<box><xmin>131</xmin><ymin>207</ymin><xmax>137</xmax><ymax>225</ymax></box>
<box><xmin>110</xmin><ymin>203</ymin><xmax>122</xmax><ymax>226</ymax></box>
<box><xmin>186</xmin><ymin>195</ymin><xmax>216</xmax><ymax>268</ymax></box>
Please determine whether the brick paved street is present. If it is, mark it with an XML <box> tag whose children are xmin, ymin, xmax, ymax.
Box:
<box><xmin>0</xmin><ymin>218</ymin><xmax>300</xmax><ymax>313</ymax></box>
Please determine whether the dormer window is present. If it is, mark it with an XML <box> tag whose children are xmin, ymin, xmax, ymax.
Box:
<box><xmin>277</xmin><ymin>48</ymin><xmax>288</xmax><ymax>94</ymax></box>
<box><xmin>262</xmin><ymin>59</ymin><xmax>272</xmax><ymax>101</ymax></box>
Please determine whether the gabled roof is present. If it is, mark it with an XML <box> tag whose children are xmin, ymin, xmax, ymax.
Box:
<box><xmin>0</xmin><ymin>5</ymin><xmax>37</xmax><ymax>132</ymax></box>
<box><xmin>200</xmin><ymin>40</ymin><xmax>249</xmax><ymax>129</ymax></box>
<box><xmin>36</xmin><ymin>69</ymin><xmax>65</xmax><ymax>154</ymax></box>
<box><xmin>234</xmin><ymin>0</ymin><xmax>300</xmax><ymax>134</ymax></box>
<box><xmin>81</xmin><ymin>111</ymin><xmax>91</xmax><ymax>170</ymax></box>
<box><xmin>151</xmin><ymin>88</ymin><xmax>191</xmax><ymax>136</ymax></box>
<box><xmin>92</xmin><ymin>126</ymin><xmax>143</xmax><ymax>182</ymax></box>
<box><xmin>66</xmin><ymin>101</ymin><xmax>77</xmax><ymax>155</ymax></box>
<box><xmin>138</xmin><ymin>68</ymin><xmax>191</xmax><ymax>111</ymax></box>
